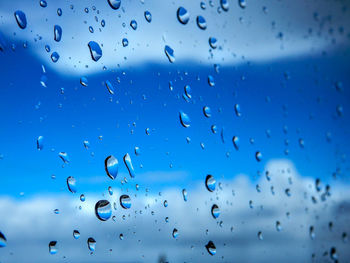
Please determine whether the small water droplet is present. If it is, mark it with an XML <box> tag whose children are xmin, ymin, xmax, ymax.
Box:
<box><xmin>57</xmin><ymin>8</ymin><xmax>62</xmax><ymax>16</ymax></box>
<box><xmin>238</xmin><ymin>0</ymin><xmax>246</xmax><ymax>9</ymax></box>
<box><xmin>123</xmin><ymin>153</ymin><xmax>135</xmax><ymax>178</ymax></box>
<box><xmin>309</xmin><ymin>226</ymin><xmax>315</xmax><ymax>240</ymax></box>
<box><xmin>59</xmin><ymin>152</ymin><xmax>69</xmax><ymax>163</ymax></box>
<box><xmin>163</xmin><ymin>200</ymin><xmax>168</xmax><ymax>207</ymax></box>
<box><xmin>49</xmin><ymin>241</ymin><xmax>58</xmax><ymax>254</ymax></box>
<box><xmin>234</xmin><ymin>104</ymin><xmax>241</xmax><ymax>117</ymax></box>
<box><xmin>80</xmin><ymin>77</ymin><xmax>88</xmax><ymax>87</ymax></box>
<box><xmin>73</xmin><ymin>230</ymin><xmax>80</xmax><ymax>239</ymax></box>
<box><xmin>205</xmin><ymin>241</ymin><xmax>216</xmax><ymax>255</ymax></box>
<box><xmin>130</xmin><ymin>20</ymin><xmax>137</xmax><ymax>30</ymax></box>
<box><xmin>232</xmin><ymin>136</ymin><xmax>239</xmax><ymax>150</ymax></box>
<box><xmin>276</xmin><ymin>221</ymin><xmax>282</xmax><ymax>232</ymax></box>
<box><xmin>105</xmin><ymin>80</ymin><xmax>115</xmax><ymax>95</ymax></box>
<box><xmin>144</xmin><ymin>11</ymin><xmax>152</xmax><ymax>22</ymax></box>
<box><xmin>120</xmin><ymin>194</ymin><xmax>131</xmax><ymax>209</ymax></box>
<box><xmin>182</xmin><ymin>189</ymin><xmax>188</xmax><ymax>201</ymax></box>
<box><xmin>95</xmin><ymin>200</ymin><xmax>112</xmax><ymax>221</ymax></box>
<box><xmin>209</xmin><ymin>37</ymin><xmax>217</xmax><ymax>49</ymax></box>
<box><xmin>88</xmin><ymin>41</ymin><xmax>102</xmax><ymax>62</ymax></box>
<box><xmin>108</xmin><ymin>186</ymin><xmax>113</xmax><ymax>195</ymax></box>
<box><xmin>177</xmin><ymin>7</ymin><xmax>189</xmax><ymax>25</ymax></box>
<box><xmin>203</xmin><ymin>106</ymin><xmax>211</xmax><ymax>118</ymax></box>
<box><xmin>255</xmin><ymin>151</ymin><xmax>262</xmax><ymax>162</ymax></box>
<box><xmin>51</xmin><ymin>52</ymin><xmax>60</xmax><ymax>63</ymax></box>
<box><xmin>119</xmin><ymin>233</ymin><xmax>124</xmax><ymax>240</ymax></box>
<box><xmin>179</xmin><ymin>111</ymin><xmax>190</xmax><ymax>128</ymax></box>
<box><xmin>172</xmin><ymin>228</ymin><xmax>179</xmax><ymax>238</ymax></box>
<box><xmin>54</xmin><ymin>25</ymin><xmax>62</xmax><ymax>42</ymax></box>
<box><xmin>220</xmin><ymin>0</ymin><xmax>229</xmax><ymax>11</ymax></box>
<box><xmin>205</xmin><ymin>175</ymin><xmax>216</xmax><ymax>192</ymax></box>
<box><xmin>0</xmin><ymin>232</ymin><xmax>7</xmax><ymax>247</ymax></box>
<box><xmin>67</xmin><ymin>176</ymin><xmax>77</xmax><ymax>193</ymax></box>
<box><xmin>164</xmin><ymin>45</ymin><xmax>175</xmax><ymax>63</ymax></box>
<box><xmin>105</xmin><ymin>155</ymin><xmax>118</xmax><ymax>180</ymax></box>
<box><xmin>122</xmin><ymin>38</ymin><xmax>129</xmax><ymax>47</ymax></box>
<box><xmin>211</xmin><ymin>204</ymin><xmax>220</xmax><ymax>219</ymax></box>
<box><xmin>108</xmin><ymin>0</ymin><xmax>121</xmax><ymax>10</ymax></box>
<box><xmin>330</xmin><ymin>247</ymin><xmax>337</xmax><ymax>261</ymax></box>
<box><xmin>14</xmin><ymin>10</ymin><xmax>27</xmax><ymax>29</ymax></box>
<box><xmin>80</xmin><ymin>194</ymin><xmax>85</xmax><ymax>202</ymax></box>
<box><xmin>37</xmin><ymin>136</ymin><xmax>44</xmax><ymax>150</ymax></box>
<box><xmin>196</xmin><ymin>16</ymin><xmax>207</xmax><ymax>30</ymax></box>
<box><xmin>257</xmin><ymin>231</ymin><xmax>263</xmax><ymax>240</ymax></box>
<box><xmin>87</xmin><ymin>237</ymin><xmax>96</xmax><ymax>251</ymax></box>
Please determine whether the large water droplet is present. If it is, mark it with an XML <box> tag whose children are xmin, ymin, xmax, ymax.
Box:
<box><xmin>164</xmin><ymin>45</ymin><xmax>175</xmax><ymax>63</ymax></box>
<box><xmin>14</xmin><ymin>11</ymin><xmax>27</xmax><ymax>29</ymax></box>
<box><xmin>120</xmin><ymin>195</ymin><xmax>131</xmax><ymax>209</ymax></box>
<box><xmin>0</xmin><ymin>232</ymin><xmax>7</xmax><ymax>247</ymax></box>
<box><xmin>205</xmin><ymin>241</ymin><xmax>216</xmax><ymax>255</ymax></box>
<box><xmin>122</xmin><ymin>38</ymin><xmax>129</xmax><ymax>47</ymax></box>
<box><xmin>196</xmin><ymin>16</ymin><xmax>207</xmax><ymax>30</ymax></box>
<box><xmin>130</xmin><ymin>20</ymin><xmax>137</xmax><ymax>30</ymax></box>
<box><xmin>87</xmin><ymin>237</ymin><xmax>96</xmax><ymax>251</ymax></box>
<box><xmin>67</xmin><ymin>176</ymin><xmax>77</xmax><ymax>193</ymax></box>
<box><xmin>59</xmin><ymin>152</ymin><xmax>69</xmax><ymax>163</ymax></box>
<box><xmin>177</xmin><ymin>7</ymin><xmax>189</xmax><ymax>25</ymax></box>
<box><xmin>54</xmin><ymin>25</ymin><xmax>62</xmax><ymax>42</ymax></box>
<box><xmin>88</xmin><ymin>41</ymin><xmax>102</xmax><ymax>62</ymax></box>
<box><xmin>179</xmin><ymin>111</ymin><xmax>190</xmax><ymax>128</ymax></box>
<box><xmin>144</xmin><ymin>11</ymin><xmax>152</xmax><ymax>23</ymax></box>
<box><xmin>95</xmin><ymin>200</ymin><xmax>112</xmax><ymax>221</ymax></box>
<box><xmin>108</xmin><ymin>0</ymin><xmax>121</xmax><ymax>10</ymax></box>
<box><xmin>182</xmin><ymin>189</ymin><xmax>188</xmax><ymax>201</ymax></box>
<box><xmin>211</xmin><ymin>204</ymin><xmax>220</xmax><ymax>219</ymax></box>
<box><xmin>51</xmin><ymin>52</ymin><xmax>60</xmax><ymax>63</ymax></box>
<box><xmin>238</xmin><ymin>0</ymin><xmax>246</xmax><ymax>9</ymax></box>
<box><xmin>205</xmin><ymin>175</ymin><xmax>216</xmax><ymax>192</ymax></box>
<box><xmin>209</xmin><ymin>37</ymin><xmax>217</xmax><ymax>49</ymax></box>
<box><xmin>123</xmin><ymin>153</ymin><xmax>135</xmax><ymax>178</ymax></box>
<box><xmin>221</xmin><ymin>0</ymin><xmax>229</xmax><ymax>11</ymax></box>
<box><xmin>172</xmin><ymin>228</ymin><xmax>179</xmax><ymax>238</ymax></box>
<box><xmin>105</xmin><ymin>80</ymin><xmax>115</xmax><ymax>95</ymax></box>
<box><xmin>49</xmin><ymin>241</ymin><xmax>58</xmax><ymax>254</ymax></box>
<box><xmin>73</xmin><ymin>230</ymin><xmax>80</xmax><ymax>239</ymax></box>
<box><xmin>37</xmin><ymin>136</ymin><xmax>44</xmax><ymax>150</ymax></box>
<box><xmin>105</xmin><ymin>155</ymin><xmax>118</xmax><ymax>180</ymax></box>
<box><xmin>40</xmin><ymin>0</ymin><xmax>47</xmax><ymax>8</ymax></box>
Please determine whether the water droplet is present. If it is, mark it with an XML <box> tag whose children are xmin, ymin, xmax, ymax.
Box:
<box><xmin>73</xmin><ymin>230</ymin><xmax>80</xmax><ymax>239</ymax></box>
<box><xmin>45</xmin><ymin>45</ymin><xmax>51</xmax><ymax>52</ymax></box>
<box><xmin>40</xmin><ymin>0</ymin><xmax>47</xmax><ymax>7</ymax></box>
<box><xmin>54</xmin><ymin>208</ymin><xmax>59</xmax><ymax>214</ymax></box>
<box><xmin>163</xmin><ymin>200</ymin><xmax>168</xmax><ymax>207</ymax></box>
<box><xmin>105</xmin><ymin>80</ymin><xmax>115</xmax><ymax>95</ymax></box>
<box><xmin>134</xmin><ymin>146</ymin><xmax>140</xmax><ymax>155</ymax></box>
<box><xmin>58</xmin><ymin>152</ymin><xmax>69</xmax><ymax>163</ymax></box>
<box><xmin>208</xmin><ymin>75</ymin><xmax>215</xmax><ymax>86</ymax></box>
<box><xmin>184</xmin><ymin>85</ymin><xmax>192</xmax><ymax>100</ymax></box>
<box><xmin>177</xmin><ymin>7</ymin><xmax>189</xmax><ymax>25</ymax></box>
<box><xmin>182</xmin><ymin>189</ymin><xmax>188</xmax><ymax>201</ymax></box>
<box><xmin>179</xmin><ymin>111</ymin><xmax>190</xmax><ymax>128</ymax></box>
<box><xmin>119</xmin><ymin>233</ymin><xmax>124</xmax><ymax>240</ymax></box>
<box><xmin>276</xmin><ymin>221</ymin><xmax>282</xmax><ymax>232</ymax></box>
<box><xmin>309</xmin><ymin>226</ymin><xmax>315</xmax><ymax>240</ymax></box>
<box><xmin>209</xmin><ymin>37</ymin><xmax>217</xmax><ymax>49</ymax></box>
<box><xmin>234</xmin><ymin>104</ymin><xmax>241</xmax><ymax>116</ymax></box>
<box><xmin>108</xmin><ymin>0</ymin><xmax>121</xmax><ymax>10</ymax></box>
<box><xmin>196</xmin><ymin>16</ymin><xmax>207</xmax><ymax>30</ymax></box>
<box><xmin>211</xmin><ymin>125</ymin><xmax>217</xmax><ymax>134</ymax></box>
<box><xmin>203</xmin><ymin>106</ymin><xmax>211</xmax><ymax>118</ymax></box>
<box><xmin>67</xmin><ymin>176</ymin><xmax>77</xmax><ymax>193</ymax></box>
<box><xmin>87</xmin><ymin>237</ymin><xmax>96</xmax><ymax>251</ymax></box>
<box><xmin>122</xmin><ymin>38</ymin><xmax>129</xmax><ymax>47</ymax></box>
<box><xmin>130</xmin><ymin>20</ymin><xmax>137</xmax><ymax>30</ymax></box>
<box><xmin>80</xmin><ymin>194</ymin><xmax>85</xmax><ymax>202</ymax></box>
<box><xmin>232</xmin><ymin>136</ymin><xmax>239</xmax><ymax>150</ymax></box>
<box><xmin>172</xmin><ymin>228</ymin><xmax>179</xmax><ymax>238</ymax></box>
<box><xmin>88</xmin><ymin>41</ymin><xmax>102</xmax><ymax>62</ymax></box>
<box><xmin>255</xmin><ymin>151</ymin><xmax>262</xmax><ymax>162</ymax></box>
<box><xmin>257</xmin><ymin>231</ymin><xmax>263</xmax><ymax>240</ymax></box>
<box><xmin>51</xmin><ymin>52</ymin><xmax>60</xmax><ymax>63</ymax></box>
<box><xmin>164</xmin><ymin>45</ymin><xmax>175</xmax><ymax>63</ymax></box>
<box><xmin>205</xmin><ymin>241</ymin><xmax>216</xmax><ymax>255</ymax></box>
<box><xmin>89</xmin><ymin>26</ymin><xmax>94</xmax><ymax>33</ymax></box>
<box><xmin>95</xmin><ymin>200</ymin><xmax>112</xmax><ymax>221</ymax></box>
<box><xmin>330</xmin><ymin>247</ymin><xmax>337</xmax><ymax>261</ymax></box>
<box><xmin>108</xmin><ymin>186</ymin><xmax>113</xmax><ymax>195</ymax></box>
<box><xmin>54</xmin><ymin>25</ymin><xmax>62</xmax><ymax>42</ymax></box>
<box><xmin>105</xmin><ymin>155</ymin><xmax>118</xmax><ymax>180</ymax></box>
<box><xmin>14</xmin><ymin>10</ymin><xmax>27</xmax><ymax>29</ymax></box>
<box><xmin>238</xmin><ymin>0</ymin><xmax>246</xmax><ymax>9</ymax></box>
<box><xmin>120</xmin><ymin>194</ymin><xmax>131</xmax><ymax>209</ymax></box>
<box><xmin>123</xmin><ymin>153</ymin><xmax>135</xmax><ymax>178</ymax></box>
<box><xmin>49</xmin><ymin>241</ymin><xmax>57</xmax><ymax>254</ymax></box>
<box><xmin>57</xmin><ymin>8</ymin><xmax>62</xmax><ymax>16</ymax></box>
<box><xmin>211</xmin><ymin>204</ymin><xmax>220</xmax><ymax>219</ymax></box>
<box><xmin>220</xmin><ymin>0</ymin><xmax>229</xmax><ymax>11</ymax></box>
<box><xmin>0</xmin><ymin>232</ymin><xmax>7</xmax><ymax>247</ymax></box>
<box><xmin>144</xmin><ymin>11</ymin><xmax>152</xmax><ymax>22</ymax></box>
<box><xmin>205</xmin><ymin>175</ymin><xmax>216</xmax><ymax>192</ymax></box>
<box><xmin>37</xmin><ymin>136</ymin><xmax>44</xmax><ymax>150</ymax></box>
<box><xmin>80</xmin><ymin>77</ymin><xmax>88</xmax><ymax>87</ymax></box>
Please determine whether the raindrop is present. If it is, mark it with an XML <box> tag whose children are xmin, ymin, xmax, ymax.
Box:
<box><xmin>172</xmin><ymin>228</ymin><xmax>179</xmax><ymax>238</ymax></box>
<box><xmin>309</xmin><ymin>226</ymin><xmax>315</xmax><ymax>240</ymax></box>
<box><xmin>208</xmin><ymin>75</ymin><xmax>215</xmax><ymax>86</ymax></box>
<box><xmin>205</xmin><ymin>241</ymin><xmax>216</xmax><ymax>255</ymax></box>
<box><xmin>257</xmin><ymin>231</ymin><xmax>263</xmax><ymax>240</ymax></box>
<box><xmin>105</xmin><ymin>155</ymin><xmax>118</xmax><ymax>180</ymax></box>
<box><xmin>122</xmin><ymin>38</ymin><xmax>129</xmax><ymax>47</ymax></box>
<box><xmin>164</xmin><ymin>45</ymin><xmax>175</xmax><ymax>63</ymax></box>
<box><xmin>164</xmin><ymin>200</ymin><xmax>168</xmax><ymax>207</ymax></box>
<box><xmin>54</xmin><ymin>209</ymin><xmax>59</xmax><ymax>214</ymax></box>
<box><xmin>179</xmin><ymin>111</ymin><xmax>190</xmax><ymax>128</ymax></box>
<box><xmin>80</xmin><ymin>77</ymin><xmax>88</xmax><ymax>87</ymax></box>
<box><xmin>73</xmin><ymin>230</ymin><xmax>80</xmax><ymax>239</ymax></box>
<box><xmin>209</xmin><ymin>37</ymin><xmax>217</xmax><ymax>49</ymax></box>
<box><xmin>37</xmin><ymin>136</ymin><xmax>44</xmax><ymax>150</ymax></box>
<box><xmin>95</xmin><ymin>200</ymin><xmax>112</xmax><ymax>221</ymax></box>
<box><xmin>59</xmin><ymin>152</ymin><xmax>69</xmax><ymax>163</ymax></box>
<box><xmin>119</xmin><ymin>233</ymin><xmax>124</xmax><ymax>240</ymax></box>
<box><xmin>0</xmin><ymin>232</ymin><xmax>7</xmax><ymax>247</ymax></box>
<box><xmin>211</xmin><ymin>204</ymin><xmax>220</xmax><ymax>219</ymax></box>
<box><xmin>255</xmin><ymin>151</ymin><xmax>262</xmax><ymax>162</ymax></box>
<box><xmin>105</xmin><ymin>80</ymin><xmax>115</xmax><ymax>95</ymax></box>
<box><xmin>232</xmin><ymin>136</ymin><xmax>239</xmax><ymax>150</ymax></box>
<box><xmin>49</xmin><ymin>241</ymin><xmax>57</xmax><ymax>254</ymax></box>
<box><xmin>144</xmin><ymin>11</ymin><xmax>152</xmax><ymax>22</ymax></box>
<box><xmin>220</xmin><ymin>0</ymin><xmax>229</xmax><ymax>11</ymax></box>
<box><xmin>108</xmin><ymin>0</ymin><xmax>121</xmax><ymax>10</ymax></box>
<box><xmin>45</xmin><ymin>45</ymin><xmax>50</xmax><ymax>52</ymax></box>
<box><xmin>184</xmin><ymin>85</ymin><xmax>192</xmax><ymax>99</ymax></box>
<box><xmin>130</xmin><ymin>20</ymin><xmax>137</xmax><ymax>30</ymax></box>
<box><xmin>196</xmin><ymin>16</ymin><xmax>207</xmax><ymax>30</ymax></box>
<box><xmin>134</xmin><ymin>146</ymin><xmax>140</xmax><ymax>155</ymax></box>
<box><xmin>177</xmin><ymin>7</ymin><xmax>189</xmax><ymax>25</ymax></box>
<box><xmin>87</xmin><ymin>237</ymin><xmax>96</xmax><ymax>251</ymax></box>
<box><xmin>238</xmin><ymin>0</ymin><xmax>246</xmax><ymax>9</ymax></box>
<box><xmin>54</xmin><ymin>25</ymin><xmax>62</xmax><ymax>42</ymax></box>
<box><xmin>88</xmin><ymin>41</ymin><xmax>102</xmax><ymax>62</ymax></box>
<box><xmin>205</xmin><ymin>175</ymin><xmax>216</xmax><ymax>192</ymax></box>
<box><xmin>40</xmin><ymin>0</ymin><xmax>47</xmax><ymax>7</ymax></box>
<box><xmin>51</xmin><ymin>52</ymin><xmax>60</xmax><ymax>63</ymax></box>
<box><xmin>57</xmin><ymin>8</ymin><xmax>62</xmax><ymax>16</ymax></box>
<box><xmin>67</xmin><ymin>176</ymin><xmax>77</xmax><ymax>193</ymax></box>
<box><xmin>108</xmin><ymin>186</ymin><xmax>113</xmax><ymax>195</ymax></box>
<box><xmin>123</xmin><ymin>153</ymin><xmax>135</xmax><ymax>178</ymax></box>
<box><xmin>203</xmin><ymin>106</ymin><xmax>211</xmax><ymax>118</ymax></box>
<box><xmin>80</xmin><ymin>194</ymin><xmax>86</xmax><ymax>202</ymax></box>
<box><xmin>182</xmin><ymin>189</ymin><xmax>188</xmax><ymax>201</ymax></box>
<box><xmin>330</xmin><ymin>247</ymin><xmax>337</xmax><ymax>261</ymax></box>
<box><xmin>234</xmin><ymin>104</ymin><xmax>241</xmax><ymax>116</ymax></box>
<box><xmin>14</xmin><ymin>10</ymin><xmax>27</xmax><ymax>29</ymax></box>
<box><xmin>211</xmin><ymin>125</ymin><xmax>217</xmax><ymax>134</ymax></box>
<box><xmin>120</xmin><ymin>194</ymin><xmax>131</xmax><ymax>209</ymax></box>
<box><xmin>276</xmin><ymin>221</ymin><xmax>282</xmax><ymax>232</ymax></box>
